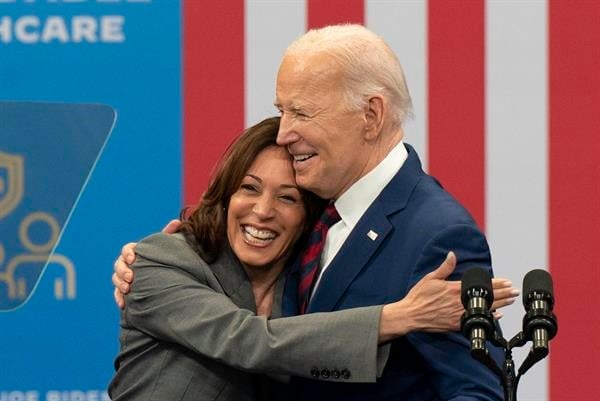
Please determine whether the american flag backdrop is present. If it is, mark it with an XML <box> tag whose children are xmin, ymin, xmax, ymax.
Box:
<box><xmin>183</xmin><ymin>1</ymin><xmax>600</xmax><ymax>400</ymax></box>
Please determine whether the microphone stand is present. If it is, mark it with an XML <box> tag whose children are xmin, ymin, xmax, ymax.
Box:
<box><xmin>496</xmin><ymin>333</ymin><xmax>517</xmax><ymax>401</ymax></box>
<box><xmin>469</xmin><ymin>326</ymin><xmax>551</xmax><ymax>401</ymax></box>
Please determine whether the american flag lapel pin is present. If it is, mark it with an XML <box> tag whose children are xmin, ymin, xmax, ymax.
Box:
<box><xmin>367</xmin><ymin>230</ymin><xmax>378</xmax><ymax>241</ymax></box>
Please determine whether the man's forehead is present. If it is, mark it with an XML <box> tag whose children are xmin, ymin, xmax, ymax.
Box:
<box><xmin>276</xmin><ymin>56</ymin><xmax>341</xmax><ymax>102</ymax></box>
<box><xmin>279</xmin><ymin>52</ymin><xmax>337</xmax><ymax>76</ymax></box>
<box><xmin>274</xmin><ymin>83</ymin><xmax>328</xmax><ymax>109</ymax></box>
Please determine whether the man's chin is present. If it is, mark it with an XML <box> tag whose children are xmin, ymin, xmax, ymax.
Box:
<box><xmin>300</xmin><ymin>181</ymin><xmax>331</xmax><ymax>199</ymax></box>
<box><xmin>296</xmin><ymin>175</ymin><xmax>320</xmax><ymax>194</ymax></box>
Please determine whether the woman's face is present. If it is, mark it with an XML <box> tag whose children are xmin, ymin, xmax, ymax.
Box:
<box><xmin>227</xmin><ymin>146</ymin><xmax>306</xmax><ymax>272</ymax></box>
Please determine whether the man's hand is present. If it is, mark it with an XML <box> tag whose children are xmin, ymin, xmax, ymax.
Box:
<box><xmin>111</xmin><ymin>219</ymin><xmax>182</xmax><ymax>309</ymax></box>
<box><xmin>162</xmin><ymin>219</ymin><xmax>182</xmax><ymax>234</ymax></box>
<box><xmin>112</xmin><ymin>243</ymin><xmax>136</xmax><ymax>309</ymax></box>
<box><xmin>378</xmin><ymin>252</ymin><xmax>519</xmax><ymax>341</ymax></box>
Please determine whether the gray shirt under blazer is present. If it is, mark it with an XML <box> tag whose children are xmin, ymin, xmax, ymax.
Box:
<box><xmin>109</xmin><ymin>233</ymin><xmax>389</xmax><ymax>401</ymax></box>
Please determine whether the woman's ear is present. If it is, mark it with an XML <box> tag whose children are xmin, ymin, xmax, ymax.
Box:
<box><xmin>364</xmin><ymin>95</ymin><xmax>384</xmax><ymax>140</ymax></box>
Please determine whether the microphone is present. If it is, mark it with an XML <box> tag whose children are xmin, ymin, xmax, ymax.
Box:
<box><xmin>461</xmin><ymin>268</ymin><xmax>496</xmax><ymax>356</ymax></box>
<box><xmin>522</xmin><ymin>269</ymin><xmax>558</xmax><ymax>354</ymax></box>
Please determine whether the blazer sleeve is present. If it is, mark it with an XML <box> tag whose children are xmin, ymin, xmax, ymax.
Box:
<box><xmin>124</xmin><ymin>233</ymin><xmax>387</xmax><ymax>383</ymax></box>
<box><xmin>406</xmin><ymin>224</ymin><xmax>504</xmax><ymax>401</ymax></box>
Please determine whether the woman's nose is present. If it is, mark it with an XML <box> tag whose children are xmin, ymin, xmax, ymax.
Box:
<box><xmin>252</xmin><ymin>196</ymin><xmax>275</xmax><ymax>219</ymax></box>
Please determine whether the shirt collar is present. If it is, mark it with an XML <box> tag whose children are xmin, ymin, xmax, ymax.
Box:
<box><xmin>334</xmin><ymin>141</ymin><xmax>408</xmax><ymax>229</ymax></box>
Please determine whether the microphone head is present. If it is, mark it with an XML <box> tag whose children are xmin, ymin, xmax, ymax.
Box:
<box><xmin>523</xmin><ymin>269</ymin><xmax>554</xmax><ymax>308</ymax></box>
<box><xmin>461</xmin><ymin>267</ymin><xmax>493</xmax><ymax>308</ymax></box>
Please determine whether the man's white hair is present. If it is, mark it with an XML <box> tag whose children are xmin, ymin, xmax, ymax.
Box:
<box><xmin>284</xmin><ymin>24</ymin><xmax>413</xmax><ymax>127</ymax></box>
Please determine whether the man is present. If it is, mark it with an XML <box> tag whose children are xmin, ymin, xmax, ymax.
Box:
<box><xmin>115</xmin><ymin>24</ymin><xmax>513</xmax><ymax>400</ymax></box>
<box><xmin>271</xmin><ymin>24</ymin><xmax>502</xmax><ymax>400</ymax></box>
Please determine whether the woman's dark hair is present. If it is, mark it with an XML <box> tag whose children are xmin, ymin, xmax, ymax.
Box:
<box><xmin>179</xmin><ymin>116</ymin><xmax>327</xmax><ymax>262</ymax></box>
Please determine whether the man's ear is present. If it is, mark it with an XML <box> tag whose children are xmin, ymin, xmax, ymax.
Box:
<box><xmin>364</xmin><ymin>95</ymin><xmax>385</xmax><ymax>140</ymax></box>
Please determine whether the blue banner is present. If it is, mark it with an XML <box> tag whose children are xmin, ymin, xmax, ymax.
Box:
<box><xmin>0</xmin><ymin>1</ymin><xmax>181</xmax><ymax>397</ymax></box>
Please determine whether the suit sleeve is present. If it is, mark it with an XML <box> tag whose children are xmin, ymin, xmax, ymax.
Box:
<box><xmin>406</xmin><ymin>224</ymin><xmax>504</xmax><ymax>401</ymax></box>
<box><xmin>124</xmin><ymin>233</ymin><xmax>386</xmax><ymax>383</ymax></box>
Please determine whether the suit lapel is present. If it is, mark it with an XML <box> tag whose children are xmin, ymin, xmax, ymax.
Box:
<box><xmin>210</xmin><ymin>246</ymin><xmax>257</xmax><ymax>312</ymax></box>
<box><xmin>308</xmin><ymin>205</ymin><xmax>393</xmax><ymax>312</ymax></box>
<box><xmin>282</xmin><ymin>259</ymin><xmax>301</xmax><ymax>316</ymax></box>
<box><xmin>307</xmin><ymin>144</ymin><xmax>426</xmax><ymax>312</ymax></box>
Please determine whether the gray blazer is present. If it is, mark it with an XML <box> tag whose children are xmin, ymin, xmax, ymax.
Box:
<box><xmin>109</xmin><ymin>233</ymin><xmax>387</xmax><ymax>401</ymax></box>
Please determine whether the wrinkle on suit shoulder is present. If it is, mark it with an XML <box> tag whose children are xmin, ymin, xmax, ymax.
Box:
<box><xmin>134</xmin><ymin>232</ymin><xmax>211</xmax><ymax>278</ymax></box>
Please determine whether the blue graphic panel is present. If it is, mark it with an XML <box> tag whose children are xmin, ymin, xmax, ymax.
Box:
<box><xmin>1</xmin><ymin>102</ymin><xmax>115</xmax><ymax>311</ymax></box>
<box><xmin>0</xmin><ymin>0</ymin><xmax>181</xmax><ymax>397</ymax></box>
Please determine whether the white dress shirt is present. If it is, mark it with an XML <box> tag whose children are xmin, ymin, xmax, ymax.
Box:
<box><xmin>310</xmin><ymin>141</ymin><xmax>409</xmax><ymax>298</ymax></box>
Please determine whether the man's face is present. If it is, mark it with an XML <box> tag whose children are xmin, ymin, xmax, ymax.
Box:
<box><xmin>275</xmin><ymin>53</ymin><xmax>369</xmax><ymax>200</ymax></box>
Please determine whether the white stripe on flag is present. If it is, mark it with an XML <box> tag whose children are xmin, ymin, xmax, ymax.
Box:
<box><xmin>366</xmin><ymin>0</ymin><xmax>428</xmax><ymax>169</ymax></box>
<box><xmin>486</xmin><ymin>1</ymin><xmax>548</xmax><ymax>400</ymax></box>
<box><xmin>245</xmin><ymin>0</ymin><xmax>306</xmax><ymax>127</ymax></box>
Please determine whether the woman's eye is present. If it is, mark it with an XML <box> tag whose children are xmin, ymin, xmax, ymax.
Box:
<box><xmin>240</xmin><ymin>184</ymin><xmax>257</xmax><ymax>192</ymax></box>
<box><xmin>279</xmin><ymin>195</ymin><xmax>297</xmax><ymax>204</ymax></box>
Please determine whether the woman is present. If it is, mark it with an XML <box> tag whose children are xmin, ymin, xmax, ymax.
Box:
<box><xmin>109</xmin><ymin>117</ymin><xmax>515</xmax><ymax>400</ymax></box>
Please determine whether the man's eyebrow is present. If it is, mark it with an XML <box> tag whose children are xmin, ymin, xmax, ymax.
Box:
<box><xmin>273</xmin><ymin>103</ymin><xmax>307</xmax><ymax>112</ymax></box>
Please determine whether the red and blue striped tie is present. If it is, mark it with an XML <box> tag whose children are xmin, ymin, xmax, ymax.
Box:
<box><xmin>298</xmin><ymin>204</ymin><xmax>341</xmax><ymax>314</ymax></box>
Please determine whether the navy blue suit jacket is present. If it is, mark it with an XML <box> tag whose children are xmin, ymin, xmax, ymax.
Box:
<box><xmin>283</xmin><ymin>144</ymin><xmax>503</xmax><ymax>401</ymax></box>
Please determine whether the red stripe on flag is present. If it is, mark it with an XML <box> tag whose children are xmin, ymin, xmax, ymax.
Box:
<box><xmin>307</xmin><ymin>0</ymin><xmax>364</xmax><ymax>29</ymax></box>
<box><xmin>549</xmin><ymin>2</ymin><xmax>600</xmax><ymax>399</ymax></box>
<box><xmin>427</xmin><ymin>0</ymin><xmax>486</xmax><ymax>229</ymax></box>
<box><xmin>183</xmin><ymin>1</ymin><xmax>245</xmax><ymax>205</ymax></box>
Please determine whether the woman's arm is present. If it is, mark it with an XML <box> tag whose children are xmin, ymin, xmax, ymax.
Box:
<box><xmin>125</xmin><ymin>233</ymin><xmax>385</xmax><ymax>383</ymax></box>
<box><xmin>122</xmin><ymin>233</ymin><xmax>517</xmax><ymax>384</ymax></box>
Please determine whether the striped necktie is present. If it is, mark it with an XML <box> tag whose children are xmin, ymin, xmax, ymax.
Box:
<box><xmin>298</xmin><ymin>204</ymin><xmax>341</xmax><ymax>314</ymax></box>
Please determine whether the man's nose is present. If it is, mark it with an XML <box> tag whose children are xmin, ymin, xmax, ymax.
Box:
<box><xmin>276</xmin><ymin>113</ymin><xmax>300</xmax><ymax>146</ymax></box>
